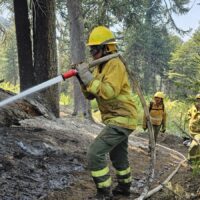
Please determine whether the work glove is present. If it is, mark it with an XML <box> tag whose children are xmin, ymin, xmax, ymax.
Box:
<box><xmin>76</xmin><ymin>63</ymin><xmax>93</xmax><ymax>86</ymax></box>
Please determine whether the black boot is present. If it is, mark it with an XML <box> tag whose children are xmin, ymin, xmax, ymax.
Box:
<box><xmin>112</xmin><ymin>183</ymin><xmax>131</xmax><ymax>196</ymax></box>
<box><xmin>94</xmin><ymin>188</ymin><xmax>112</xmax><ymax>200</ymax></box>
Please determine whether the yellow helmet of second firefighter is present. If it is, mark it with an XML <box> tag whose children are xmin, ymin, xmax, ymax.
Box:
<box><xmin>154</xmin><ymin>91</ymin><xmax>165</xmax><ymax>99</ymax></box>
<box><xmin>196</xmin><ymin>94</ymin><xmax>200</xmax><ymax>99</ymax></box>
<box><xmin>87</xmin><ymin>26</ymin><xmax>117</xmax><ymax>52</ymax></box>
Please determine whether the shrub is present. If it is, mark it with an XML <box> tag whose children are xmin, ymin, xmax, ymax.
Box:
<box><xmin>59</xmin><ymin>93</ymin><xmax>72</xmax><ymax>105</ymax></box>
<box><xmin>0</xmin><ymin>82</ymin><xmax>19</xmax><ymax>93</ymax></box>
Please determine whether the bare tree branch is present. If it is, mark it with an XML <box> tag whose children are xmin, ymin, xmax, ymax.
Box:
<box><xmin>119</xmin><ymin>55</ymin><xmax>156</xmax><ymax>200</ymax></box>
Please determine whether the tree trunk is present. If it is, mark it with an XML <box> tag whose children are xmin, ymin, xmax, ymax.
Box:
<box><xmin>67</xmin><ymin>0</ymin><xmax>91</xmax><ymax>118</ymax></box>
<box><xmin>159</xmin><ymin>76</ymin><xmax>163</xmax><ymax>91</ymax></box>
<box><xmin>33</xmin><ymin>0</ymin><xmax>59</xmax><ymax>117</ymax></box>
<box><xmin>13</xmin><ymin>0</ymin><xmax>34</xmax><ymax>91</ymax></box>
<box><xmin>0</xmin><ymin>88</ymin><xmax>55</xmax><ymax>127</ymax></box>
<box><xmin>143</xmin><ymin>0</ymin><xmax>155</xmax><ymax>94</ymax></box>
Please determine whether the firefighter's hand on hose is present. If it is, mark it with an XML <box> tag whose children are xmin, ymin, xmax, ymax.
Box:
<box><xmin>76</xmin><ymin>63</ymin><xmax>93</xmax><ymax>86</ymax></box>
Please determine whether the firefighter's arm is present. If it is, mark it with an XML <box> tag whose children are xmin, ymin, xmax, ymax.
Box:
<box><xmin>76</xmin><ymin>63</ymin><xmax>95</xmax><ymax>100</ymax></box>
<box><xmin>75</xmin><ymin>63</ymin><xmax>95</xmax><ymax>100</ymax></box>
<box><xmin>86</xmin><ymin>59</ymin><xmax>124</xmax><ymax>100</ymax></box>
<box><xmin>161</xmin><ymin>111</ymin><xmax>166</xmax><ymax>133</ymax></box>
<box><xmin>143</xmin><ymin>103</ymin><xmax>152</xmax><ymax>131</ymax></box>
<box><xmin>143</xmin><ymin>112</ymin><xmax>147</xmax><ymax>131</ymax></box>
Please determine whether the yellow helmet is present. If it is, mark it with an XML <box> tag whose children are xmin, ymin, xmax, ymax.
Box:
<box><xmin>196</xmin><ymin>94</ymin><xmax>200</xmax><ymax>99</ymax></box>
<box><xmin>87</xmin><ymin>26</ymin><xmax>117</xmax><ymax>46</ymax></box>
<box><xmin>154</xmin><ymin>91</ymin><xmax>165</xmax><ymax>99</ymax></box>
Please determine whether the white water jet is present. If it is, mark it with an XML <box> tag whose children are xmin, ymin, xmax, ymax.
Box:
<box><xmin>0</xmin><ymin>75</ymin><xmax>63</xmax><ymax>108</ymax></box>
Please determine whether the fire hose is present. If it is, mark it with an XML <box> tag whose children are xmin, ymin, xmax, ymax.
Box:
<box><xmin>0</xmin><ymin>53</ymin><xmax>119</xmax><ymax>108</ymax></box>
<box><xmin>0</xmin><ymin>52</ymin><xmax>155</xmax><ymax>199</ymax></box>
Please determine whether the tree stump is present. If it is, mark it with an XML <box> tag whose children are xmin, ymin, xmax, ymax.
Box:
<box><xmin>0</xmin><ymin>88</ymin><xmax>55</xmax><ymax>127</ymax></box>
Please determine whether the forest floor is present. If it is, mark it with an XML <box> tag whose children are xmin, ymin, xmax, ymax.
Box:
<box><xmin>0</xmin><ymin>106</ymin><xmax>200</xmax><ymax>200</ymax></box>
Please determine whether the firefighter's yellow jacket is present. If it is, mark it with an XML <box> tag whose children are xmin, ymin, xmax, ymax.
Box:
<box><xmin>143</xmin><ymin>101</ymin><xmax>166</xmax><ymax>129</ymax></box>
<box><xmin>82</xmin><ymin>57</ymin><xmax>137</xmax><ymax>130</ymax></box>
<box><xmin>188</xmin><ymin>105</ymin><xmax>200</xmax><ymax>137</ymax></box>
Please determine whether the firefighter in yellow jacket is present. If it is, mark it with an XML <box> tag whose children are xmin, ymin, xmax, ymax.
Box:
<box><xmin>187</xmin><ymin>94</ymin><xmax>200</xmax><ymax>163</ymax></box>
<box><xmin>75</xmin><ymin>26</ymin><xmax>137</xmax><ymax>199</ymax></box>
<box><xmin>143</xmin><ymin>92</ymin><xmax>166</xmax><ymax>143</ymax></box>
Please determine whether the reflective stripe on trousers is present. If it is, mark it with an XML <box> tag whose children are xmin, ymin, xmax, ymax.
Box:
<box><xmin>116</xmin><ymin>166</ymin><xmax>132</xmax><ymax>184</ymax></box>
<box><xmin>91</xmin><ymin>166</ymin><xmax>112</xmax><ymax>188</ymax></box>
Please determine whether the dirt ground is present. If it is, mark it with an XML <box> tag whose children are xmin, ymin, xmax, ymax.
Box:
<box><xmin>0</xmin><ymin>107</ymin><xmax>200</xmax><ymax>200</ymax></box>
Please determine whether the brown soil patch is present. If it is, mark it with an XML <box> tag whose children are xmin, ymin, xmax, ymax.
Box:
<box><xmin>0</xmin><ymin>110</ymin><xmax>199</xmax><ymax>200</ymax></box>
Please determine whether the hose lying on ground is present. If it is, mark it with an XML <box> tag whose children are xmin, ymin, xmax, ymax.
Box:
<box><xmin>129</xmin><ymin>135</ymin><xmax>187</xmax><ymax>199</ymax></box>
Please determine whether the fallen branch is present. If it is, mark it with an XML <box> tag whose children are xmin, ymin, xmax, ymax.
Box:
<box><xmin>143</xmin><ymin>159</ymin><xmax>187</xmax><ymax>199</ymax></box>
<box><xmin>0</xmin><ymin>79</ymin><xmax>4</xmax><ymax>84</ymax></box>
<box><xmin>161</xmin><ymin>182</ymin><xmax>183</xmax><ymax>198</ymax></box>
<box><xmin>0</xmin><ymin>89</ymin><xmax>55</xmax><ymax>126</ymax></box>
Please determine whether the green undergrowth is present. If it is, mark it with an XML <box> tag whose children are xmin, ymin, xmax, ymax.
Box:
<box><xmin>0</xmin><ymin>82</ymin><xmax>19</xmax><ymax>93</ymax></box>
<box><xmin>192</xmin><ymin>160</ymin><xmax>200</xmax><ymax>176</ymax></box>
<box><xmin>60</xmin><ymin>93</ymin><xmax>72</xmax><ymax>105</ymax></box>
<box><xmin>0</xmin><ymin>82</ymin><xmax>72</xmax><ymax>106</ymax></box>
<box><xmin>90</xmin><ymin>95</ymin><xmax>191</xmax><ymax>138</ymax></box>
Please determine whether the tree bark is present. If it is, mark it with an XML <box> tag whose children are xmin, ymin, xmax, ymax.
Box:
<box><xmin>0</xmin><ymin>88</ymin><xmax>55</xmax><ymax>127</ymax></box>
<box><xmin>13</xmin><ymin>0</ymin><xmax>34</xmax><ymax>91</ymax></box>
<box><xmin>143</xmin><ymin>0</ymin><xmax>155</xmax><ymax>94</ymax></box>
<box><xmin>33</xmin><ymin>0</ymin><xmax>59</xmax><ymax>117</ymax></box>
<box><xmin>67</xmin><ymin>0</ymin><xmax>91</xmax><ymax>118</ymax></box>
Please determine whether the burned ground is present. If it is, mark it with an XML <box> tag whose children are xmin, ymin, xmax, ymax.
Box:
<box><xmin>0</xmin><ymin>108</ymin><xmax>200</xmax><ymax>200</ymax></box>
